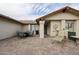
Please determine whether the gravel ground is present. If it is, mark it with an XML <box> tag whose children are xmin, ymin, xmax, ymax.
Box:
<box><xmin>0</xmin><ymin>36</ymin><xmax>79</xmax><ymax>55</ymax></box>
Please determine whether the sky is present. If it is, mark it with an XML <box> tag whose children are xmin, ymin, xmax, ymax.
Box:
<box><xmin>0</xmin><ymin>3</ymin><xmax>79</xmax><ymax>20</ymax></box>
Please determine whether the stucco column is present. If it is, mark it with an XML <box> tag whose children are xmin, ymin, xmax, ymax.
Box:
<box><xmin>76</xmin><ymin>20</ymin><xmax>79</xmax><ymax>37</ymax></box>
<box><xmin>33</xmin><ymin>25</ymin><xmax>36</xmax><ymax>35</ymax></box>
<box><xmin>61</xmin><ymin>20</ymin><xmax>66</xmax><ymax>37</ymax></box>
<box><xmin>28</xmin><ymin>24</ymin><xmax>31</xmax><ymax>31</ymax></box>
<box><xmin>50</xmin><ymin>21</ymin><xmax>53</xmax><ymax>36</ymax></box>
<box><xmin>39</xmin><ymin>21</ymin><xmax>45</xmax><ymax>38</ymax></box>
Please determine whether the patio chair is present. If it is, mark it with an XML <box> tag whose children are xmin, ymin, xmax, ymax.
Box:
<box><xmin>16</xmin><ymin>31</ymin><xmax>24</xmax><ymax>38</ymax></box>
<box><xmin>68</xmin><ymin>31</ymin><xmax>77</xmax><ymax>45</ymax></box>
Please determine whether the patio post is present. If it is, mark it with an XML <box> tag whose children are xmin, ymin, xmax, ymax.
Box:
<box><xmin>28</xmin><ymin>24</ymin><xmax>31</xmax><ymax>31</ymax></box>
<box><xmin>61</xmin><ymin>20</ymin><xmax>66</xmax><ymax>37</ymax></box>
<box><xmin>39</xmin><ymin>21</ymin><xmax>45</xmax><ymax>38</ymax></box>
<box><xmin>50</xmin><ymin>21</ymin><xmax>53</xmax><ymax>36</ymax></box>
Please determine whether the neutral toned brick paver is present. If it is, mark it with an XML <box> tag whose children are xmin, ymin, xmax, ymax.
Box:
<box><xmin>0</xmin><ymin>36</ymin><xmax>79</xmax><ymax>55</ymax></box>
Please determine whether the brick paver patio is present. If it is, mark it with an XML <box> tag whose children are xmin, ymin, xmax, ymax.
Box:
<box><xmin>0</xmin><ymin>36</ymin><xmax>79</xmax><ymax>55</ymax></box>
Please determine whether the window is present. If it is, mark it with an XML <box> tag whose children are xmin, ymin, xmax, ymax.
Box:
<box><xmin>66</xmin><ymin>21</ymin><xmax>74</xmax><ymax>32</ymax></box>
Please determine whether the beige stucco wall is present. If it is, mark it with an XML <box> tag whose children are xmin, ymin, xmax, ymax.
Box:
<box><xmin>0</xmin><ymin>17</ymin><xmax>22</xmax><ymax>40</ymax></box>
<box><xmin>44</xmin><ymin>12</ymin><xmax>79</xmax><ymax>20</ymax></box>
<box><xmin>76</xmin><ymin>20</ymin><xmax>79</xmax><ymax>37</ymax></box>
<box><xmin>22</xmin><ymin>25</ymin><xmax>29</xmax><ymax>32</ymax></box>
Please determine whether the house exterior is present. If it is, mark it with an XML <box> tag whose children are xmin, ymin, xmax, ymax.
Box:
<box><xmin>0</xmin><ymin>14</ymin><xmax>38</xmax><ymax>40</ymax></box>
<box><xmin>36</xmin><ymin>6</ymin><xmax>79</xmax><ymax>41</ymax></box>
<box><xmin>1</xmin><ymin>6</ymin><xmax>79</xmax><ymax>41</ymax></box>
